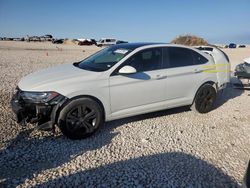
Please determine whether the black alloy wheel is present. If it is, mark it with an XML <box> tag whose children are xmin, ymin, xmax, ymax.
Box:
<box><xmin>192</xmin><ymin>84</ymin><xmax>217</xmax><ymax>113</ymax></box>
<box><xmin>65</xmin><ymin>105</ymin><xmax>97</xmax><ymax>134</ymax></box>
<box><xmin>58</xmin><ymin>98</ymin><xmax>104</xmax><ymax>139</ymax></box>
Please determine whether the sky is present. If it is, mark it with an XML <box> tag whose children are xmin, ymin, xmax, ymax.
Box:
<box><xmin>0</xmin><ymin>0</ymin><xmax>249</xmax><ymax>44</ymax></box>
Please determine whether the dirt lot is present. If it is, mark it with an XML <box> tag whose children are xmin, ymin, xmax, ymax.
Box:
<box><xmin>0</xmin><ymin>41</ymin><xmax>250</xmax><ymax>187</ymax></box>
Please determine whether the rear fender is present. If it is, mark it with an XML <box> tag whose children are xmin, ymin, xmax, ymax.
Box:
<box><xmin>197</xmin><ymin>46</ymin><xmax>231</xmax><ymax>87</ymax></box>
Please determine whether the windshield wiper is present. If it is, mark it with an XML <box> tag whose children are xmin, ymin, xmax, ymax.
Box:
<box><xmin>77</xmin><ymin>63</ymin><xmax>106</xmax><ymax>72</ymax></box>
<box><xmin>73</xmin><ymin>62</ymin><xmax>79</xmax><ymax>67</ymax></box>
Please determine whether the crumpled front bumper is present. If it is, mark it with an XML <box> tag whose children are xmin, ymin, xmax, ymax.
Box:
<box><xmin>10</xmin><ymin>89</ymin><xmax>67</xmax><ymax>130</ymax></box>
<box><xmin>11</xmin><ymin>94</ymin><xmax>26</xmax><ymax>123</ymax></box>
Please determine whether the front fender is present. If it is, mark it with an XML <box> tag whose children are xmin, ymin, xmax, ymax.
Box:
<box><xmin>64</xmin><ymin>89</ymin><xmax>110</xmax><ymax>120</ymax></box>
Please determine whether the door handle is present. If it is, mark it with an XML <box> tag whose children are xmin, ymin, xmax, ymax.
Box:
<box><xmin>194</xmin><ymin>69</ymin><xmax>203</xmax><ymax>73</ymax></box>
<box><xmin>155</xmin><ymin>75</ymin><xmax>168</xmax><ymax>80</ymax></box>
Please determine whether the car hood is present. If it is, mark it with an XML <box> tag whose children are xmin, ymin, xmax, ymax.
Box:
<box><xmin>18</xmin><ymin>63</ymin><xmax>102</xmax><ymax>92</ymax></box>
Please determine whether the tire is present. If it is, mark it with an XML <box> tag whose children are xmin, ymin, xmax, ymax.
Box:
<box><xmin>58</xmin><ymin>98</ymin><xmax>104</xmax><ymax>140</ymax></box>
<box><xmin>191</xmin><ymin>84</ymin><xmax>217</xmax><ymax>113</ymax></box>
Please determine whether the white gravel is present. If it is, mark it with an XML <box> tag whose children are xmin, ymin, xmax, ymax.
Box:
<box><xmin>0</xmin><ymin>41</ymin><xmax>250</xmax><ymax>188</ymax></box>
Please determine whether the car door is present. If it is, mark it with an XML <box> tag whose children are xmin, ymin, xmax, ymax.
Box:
<box><xmin>109</xmin><ymin>47</ymin><xmax>168</xmax><ymax>115</ymax></box>
<box><xmin>105</xmin><ymin>39</ymin><xmax>111</xmax><ymax>46</ymax></box>
<box><xmin>163</xmin><ymin>47</ymin><xmax>210</xmax><ymax>105</ymax></box>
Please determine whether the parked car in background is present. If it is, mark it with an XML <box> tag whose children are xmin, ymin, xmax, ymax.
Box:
<box><xmin>27</xmin><ymin>36</ymin><xmax>41</xmax><ymax>42</ymax></box>
<box><xmin>11</xmin><ymin>43</ymin><xmax>231</xmax><ymax>139</ymax></box>
<box><xmin>52</xmin><ymin>39</ymin><xmax>64</xmax><ymax>44</ymax></box>
<box><xmin>229</xmin><ymin>43</ymin><xmax>237</xmax><ymax>48</ymax></box>
<box><xmin>235</xmin><ymin>57</ymin><xmax>250</xmax><ymax>80</ymax></box>
<box><xmin>13</xmin><ymin>38</ymin><xmax>24</xmax><ymax>41</ymax></box>
<box><xmin>4</xmin><ymin>38</ymin><xmax>14</xmax><ymax>41</ymax></box>
<box><xmin>96</xmin><ymin>38</ymin><xmax>117</xmax><ymax>47</ymax></box>
<box><xmin>40</xmin><ymin>35</ymin><xmax>53</xmax><ymax>41</ymax></box>
<box><xmin>23</xmin><ymin>35</ymin><xmax>53</xmax><ymax>42</ymax></box>
<box><xmin>44</xmin><ymin>34</ymin><xmax>53</xmax><ymax>39</ymax></box>
<box><xmin>78</xmin><ymin>39</ymin><xmax>96</xmax><ymax>46</ymax></box>
<box><xmin>239</xmin><ymin>45</ymin><xmax>246</xmax><ymax>48</ymax></box>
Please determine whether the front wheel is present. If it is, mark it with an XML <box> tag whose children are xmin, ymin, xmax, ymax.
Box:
<box><xmin>58</xmin><ymin>98</ymin><xmax>104</xmax><ymax>139</ymax></box>
<box><xmin>191</xmin><ymin>84</ymin><xmax>217</xmax><ymax>113</ymax></box>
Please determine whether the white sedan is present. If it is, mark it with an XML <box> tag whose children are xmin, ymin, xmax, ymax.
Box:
<box><xmin>11</xmin><ymin>43</ymin><xmax>230</xmax><ymax>139</ymax></box>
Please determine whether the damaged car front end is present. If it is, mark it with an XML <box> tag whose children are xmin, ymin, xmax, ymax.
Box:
<box><xmin>11</xmin><ymin>88</ymin><xmax>67</xmax><ymax>131</ymax></box>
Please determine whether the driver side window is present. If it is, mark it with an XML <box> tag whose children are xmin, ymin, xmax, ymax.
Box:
<box><xmin>125</xmin><ymin>48</ymin><xmax>162</xmax><ymax>72</ymax></box>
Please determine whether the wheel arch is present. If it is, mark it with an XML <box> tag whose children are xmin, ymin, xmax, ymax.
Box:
<box><xmin>192</xmin><ymin>81</ymin><xmax>217</xmax><ymax>105</ymax></box>
<box><xmin>55</xmin><ymin>95</ymin><xmax>106</xmax><ymax>124</ymax></box>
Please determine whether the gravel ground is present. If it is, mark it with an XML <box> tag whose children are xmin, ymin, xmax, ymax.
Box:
<box><xmin>0</xmin><ymin>41</ymin><xmax>250</xmax><ymax>188</ymax></box>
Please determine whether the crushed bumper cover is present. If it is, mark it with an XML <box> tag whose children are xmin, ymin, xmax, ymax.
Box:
<box><xmin>11</xmin><ymin>98</ymin><xmax>24</xmax><ymax>123</ymax></box>
<box><xmin>11</xmin><ymin>89</ymin><xmax>67</xmax><ymax>131</ymax></box>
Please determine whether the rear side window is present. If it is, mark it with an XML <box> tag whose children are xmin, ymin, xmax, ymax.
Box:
<box><xmin>168</xmin><ymin>47</ymin><xmax>194</xmax><ymax>68</ymax></box>
<box><xmin>163</xmin><ymin>47</ymin><xmax>208</xmax><ymax>68</ymax></box>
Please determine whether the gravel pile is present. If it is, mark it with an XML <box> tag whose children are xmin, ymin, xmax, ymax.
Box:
<box><xmin>0</xmin><ymin>41</ymin><xmax>249</xmax><ymax>187</ymax></box>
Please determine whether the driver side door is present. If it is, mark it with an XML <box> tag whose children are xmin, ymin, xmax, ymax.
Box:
<box><xmin>109</xmin><ymin>47</ymin><xmax>168</xmax><ymax>118</ymax></box>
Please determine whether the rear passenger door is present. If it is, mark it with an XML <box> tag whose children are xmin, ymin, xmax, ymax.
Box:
<box><xmin>163</xmin><ymin>47</ymin><xmax>209</xmax><ymax>105</ymax></box>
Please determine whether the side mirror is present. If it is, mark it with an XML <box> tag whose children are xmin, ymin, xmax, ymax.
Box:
<box><xmin>118</xmin><ymin>65</ymin><xmax>137</xmax><ymax>74</ymax></box>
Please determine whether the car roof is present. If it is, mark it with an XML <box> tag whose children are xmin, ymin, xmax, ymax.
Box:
<box><xmin>112</xmin><ymin>42</ymin><xmax>166</xmax><ymax>50</ymax></box>
<box><xmin>112</xmin><ymin>42</ymin><xmax>209</xmax><ymax>52</ymax></box>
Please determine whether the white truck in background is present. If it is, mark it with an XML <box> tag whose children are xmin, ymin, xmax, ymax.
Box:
<box><xmin>96</xmin><ymin>38</ymin><xmax>117</xmax><ymax>47</ymax></box>
<box><xmin>96</xmin><ymin>38</ymin><xmax>128</xmax><ymax>47</ymax></box>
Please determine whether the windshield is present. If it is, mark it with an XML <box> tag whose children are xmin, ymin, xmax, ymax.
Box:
<box><xmin>77</xmin><ymin>46</ymin><xmax>132</xmax><ymax>72</ymax></box>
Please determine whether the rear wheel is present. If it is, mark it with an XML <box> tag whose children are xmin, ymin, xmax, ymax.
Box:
<box><xmin>58</xmin><ymin>98</ymin><xmax>104</xmax><ymax>139</ymax></box>
<box><xmin>191</xmin><ymin>84</ymin><xmax>217</xmax><ymax>113</ymax></box>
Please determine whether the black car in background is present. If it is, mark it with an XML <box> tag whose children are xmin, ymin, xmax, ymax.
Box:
<box><xmin>52</xmin><ymin>39</ymin><xmax>64</xmax><ymax>44</ymax></box>
<box><xmin>78</xmin><ymin>39</ymin><xmax>96</xmax><ymax>46</ymax></box>
<box><xmin>239</xmin><ymin>45</ymin><xmax>246</xmax><ymax>48</ymax></box>
<box><xmin>229</xmin><ymin>43</ymin><xmax>237</xmax><ymax>48</ymax></box>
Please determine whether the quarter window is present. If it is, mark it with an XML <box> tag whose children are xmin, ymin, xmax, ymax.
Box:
<box><xmin>125</xmin><ymin>48</ymin><xmax>162</xmax><ymax>72</ymax></box>
<box><xmin>192</xmin><ymin>51</ymin><xmax>208</xmax><ymax>65</ymax></box>
<box><xmin>162</xmin><ymin>47</ymin><xmax>208</xmax><ymax>68</ymax></box>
